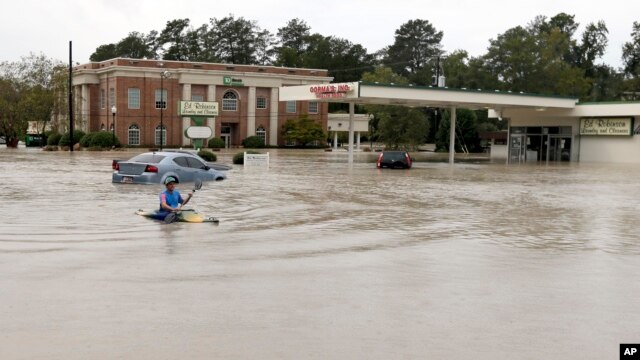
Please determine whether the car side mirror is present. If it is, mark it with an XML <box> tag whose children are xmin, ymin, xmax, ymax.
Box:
<box><xmin>202</xmin><ymin>165</ymin><xmax>210</xmax><ymax>171</ymax></box>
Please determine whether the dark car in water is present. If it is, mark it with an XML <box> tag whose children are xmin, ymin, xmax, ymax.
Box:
<box><xmin>376</xmin><ymin>150</ymin><xmax>412</xmax><ymax>169</ymax></box>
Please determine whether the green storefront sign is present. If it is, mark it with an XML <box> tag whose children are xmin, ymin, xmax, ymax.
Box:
<box><xmin>223</xmin><ymin>76</ymin><xmax>244</xmax><ymax>86</ymax></box>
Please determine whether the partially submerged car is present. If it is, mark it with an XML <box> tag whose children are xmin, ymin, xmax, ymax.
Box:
<box><xmin>112</xmin><ymin>151</ymin><xmax>227</xmax><ymax>184</ymax></box>
<box><xmin>376</xmin><ymin>150</ymin><xmax>412</xmax><ymax>169</ymax></box>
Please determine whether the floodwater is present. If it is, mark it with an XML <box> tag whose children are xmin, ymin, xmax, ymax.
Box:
<box><xmin>1</xmin><ymin>147</ymin><xmax>639</xmax><ymax>360</ymax></box>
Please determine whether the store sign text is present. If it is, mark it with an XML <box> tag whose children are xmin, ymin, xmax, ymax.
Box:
<box><xmin>309</xmin><ymin>84</ymin><xmax>354</xmax><ymax>99</ymax></box>
<box><xmin>178</xmin><ymin>101</ymin><xmax>219</xmax><ymax>117</ymax></box>
<box><xmin>579</xmin><ymin>118</ymin><xmax>633</xmax><ymax>136</ymax></box>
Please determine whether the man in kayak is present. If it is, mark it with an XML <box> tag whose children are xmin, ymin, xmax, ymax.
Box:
<box><xmin>159</xmin><ymin>176</ymin><xmax>193</xmax><ymax>214</ymax></box>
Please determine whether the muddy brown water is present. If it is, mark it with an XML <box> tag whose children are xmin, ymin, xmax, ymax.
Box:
<box><xmin>1</xmin><ymin>147</ymin><xmax>639</xmax><ymax>359</ymax></box>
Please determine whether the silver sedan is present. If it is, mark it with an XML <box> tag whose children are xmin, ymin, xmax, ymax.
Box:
<box><xmin>112</xmin><ymin>151</ymin><xmax>227</xmax><ymax>184</ymax></box>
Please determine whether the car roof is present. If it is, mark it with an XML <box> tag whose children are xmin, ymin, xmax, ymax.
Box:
<box><xmin>143</xmin><ymin>151</ymin><xmax>198</xmax><ymax>158</ymax></box>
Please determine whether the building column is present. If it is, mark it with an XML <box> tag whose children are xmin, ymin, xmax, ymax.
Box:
<box><xmin>81</xmin><ymin>85</ymin><xmax>89</xmax><ymax>132</ymax></box>
<box><xmin>247</xmin><ymin>86</ymin><xmax>256</xmax><ymax>137</ymax></box>
<box><xmin>182</xmin><ymin>84</ymin><xmax>191</xmax><ymax>146</ymax></box>
<box><xmin>269</xmin><ymin>87</ymin><xmax>279</xmax><ymax>146</ymax></box>
<box><xmin>207</xmin><ymin>85</ymin><xmax>216</xmax><ymax>139</ymax></box>
<box><xmin>356</xmin><ymin>131</ymin><xmax>361</xmax><ymax>150</ymax></box>
<box><xmin>333</xmin><ymin>132</ymin><xmax>338</xmax><ymax>150</ymax></box>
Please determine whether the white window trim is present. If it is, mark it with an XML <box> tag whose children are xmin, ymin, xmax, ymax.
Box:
<box><xmin>286</xmin><ymin>101</ymin><xmax>296</xmax><ymax>113</ymax></box>
<box><xmin>256</xmin><ymin>96</ymin><xmax>267</xmax><ymax>109</ymax></box>
<box><xmin>155</xmin><ymin>126</ymin><xmax>167</xmax><ymax>146</ymax></box>
<box><xmin>128</xmin><ymin>88</ymin><xmax>140</xmax><ymax>109</ymax></box>
<box><xmin>222</xmin><ymin>90</ymin><xmax>238</xmax><ymax>112</ymax></box>
<box><xmin>128</xmin><ymin>124</ymin><xmax>140</xmax><ymax>145</ymax></box>
<box><xmin>155</xmin><ymin>89</ymin><xmax>168</xmax><ymax>109</ymax></box>
<box><xmin>309</xmin><ymin>101</ymin><xmax>318</xmax><ymax>114</ymax></box>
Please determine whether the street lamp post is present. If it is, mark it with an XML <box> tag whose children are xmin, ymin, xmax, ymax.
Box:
<box><xmin>159</xmin><ymin>70</ymin><xmax>172</xmax><ymax>151</ymax></box>
<box><xmin>111</xmin><ymin>105</ymin><xmax>116</xmax><ymax>147</ymax></box>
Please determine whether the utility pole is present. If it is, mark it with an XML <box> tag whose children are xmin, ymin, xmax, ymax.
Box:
<box><xmin>433</xmin><ymin>56</ymin><xmax>441</xmax><ymax>143</ymax></box>
<box><xmin>69</xmin><ymin>41</ymin><xmax>74</xmax><ymax>152</ymax></box>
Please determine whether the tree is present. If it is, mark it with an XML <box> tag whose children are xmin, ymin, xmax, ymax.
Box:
<box><xmin>274</xmin><ymin>18</ymin><xmax>311</xmax><ymax>67</ymax></box>
<box><xmin>116</xmin><ymin>32</ymin><xmax>158</xmax><ymax>59</ymax></box>
<box><xmin>382</xmin><ymin>19</ymin><xmax>444</xmax><ymax>84</ymax></box>
<box><xmin>281</xmin><ymin>115</ymin><xmax>325</xmax><ymax>146</ymax></box>
<box><xmin>574</xmin><ymin>21</ymin><xmax>609</xmax><ymax>82</ymax></box>
<box><xmin>158</xmin><ymin>19</ymin><xmax>193</xmax><ymax>61</ymax></box>
<box><xmin>376</xmin><ymin>108</ymin><xmax>429</xmax><ymax>150</ymax></box>
<box><xmin>255</xmin><ymin>29</ymin><xmax>275</xmax><ymax>65</ymax></box>
<box><xmin>90</xmin><ymin>44</ymin><xmax>118</xmax><ymax>62</ymax></box>
<box><xmin>207</xmin><ymin>14</ymin><xmax>266</xmax><ymax>65</ymax></box>
<box><xmin>360</xmin><ymin>66</ymin><xmax>428</xmax><ymax>149</ymax></box>
<box><xmin>0</xmin><ymin>53</ymin><xmax>62</xmax><ymax>147</ymax></box>
<box><xmin>0</xmin><ymin>78</ymin><xmax>24</xmax><ymax>147</ymax></box>
<box><xmin>622</xmin><ymin>21</ymin><xmax>640</xmax><ymax>98</ymax></box>
<box><xmin>90</xmin><ymin>31</ymin><xmax>159</xmax><ymax>61</ymax></box>
<box><xmin>302</xmin><ymin>35</ymin><xmax>376</xmax><ymax>83</ymax></box>
<box><xmin>435</xmin><ymin>108</ymin><xmax>480</xmax><ymax>153</ymax></box>
<box><xmin>484</xmin><ymin>26</ymin><xmax>542</xmax><ymax>92</ymax></box>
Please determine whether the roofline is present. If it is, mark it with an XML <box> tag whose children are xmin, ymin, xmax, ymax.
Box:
<box><xmin>76</xmin><ymin>57</ymin><xmax>330</xmax><ymax>73</ymax></box>
<box><xmin>359</xmin><ymin>81</ymin><xmax>578</xmax><ymax>101</ymax></box>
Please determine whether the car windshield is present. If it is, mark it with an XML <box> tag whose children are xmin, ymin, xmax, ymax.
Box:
<box><xmin>384</xmin><ymin>152</ymin><xmax>406</xmax><ymax>161</ymax></box>
<box><xmin>129</xmin><ymin>154</ymin><xmax>166</xmax><ymax>163</ymax></box>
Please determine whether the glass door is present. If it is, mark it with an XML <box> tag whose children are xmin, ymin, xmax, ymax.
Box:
<box><xmin>509</xmin><ymin>135</ymin><xmax>525</xmax><ymax>163</ymax></box>
<box><xmin>221</xmin><ymin>125</ymin><xmax>231</xmax><ymax>149</ymax></box>
<box><xmin>547</xmin><ymin>136</ymin><xmax>571</xmax><ymax>162</ymax></box>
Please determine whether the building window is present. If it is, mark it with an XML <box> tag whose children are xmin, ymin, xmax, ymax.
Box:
<box><xmin>155</xmin><ymin>89</ymin><xmax>168</xmax><ymax>109</ymax></box>
<box><xmin>286</xmin><ymin>101</ymin><xmax>296</xmax><ymax>113</ymax></box>
<box><xmin>155</xmin><ymin>125</ymin><xmax>166</xmax><ymax>146</ymax></box>
<box><xmin>256</xmin><ymin>96</ymin><xmax>267</xmax><ymax>109</ymax></box>
<box><xmin>128</xmin><ymin>88</ymin><xmax>140</xmax><ymax>109</ymax></box>
<box><xmin>256</xmin><ymin>126</ymin><xmax>266</xmax><ymax>145</ymax></box>
<box><xmin>128</xmin><ymin>124</ymin><xmax>140</xmax><ymax>145</ymax></box>
<box><xmin>100</xmin><ymin>89</ymin><xmax>105</xmax><ymax>109</ymax></box>
<box><xmin>192</xmin><ymin>94</ymin><xmax>204</xmax><ymax>102</ymax></box>
<box><xmin>308</xmin><ymin>101</ymin><xmax>318</xmax><ymax>114</ymax></box>
<box><xmin>222</xmin><ymin>91</ymin><xmax>238</xmax><ymax>111</ymax></box>
<box><xmin>109</xmin><ymin>88</ymin><xmax>115</xmax><ymax>108</ymax></box>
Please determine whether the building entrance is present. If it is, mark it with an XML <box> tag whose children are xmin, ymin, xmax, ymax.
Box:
<box><xmin>221</xmin><ymin>125</ymin><xmax>231</xmax><ymax>148</ymax></box>
<box><xmin>509</xmin><ymin>126</ymin><xmax>572</xmax><ymax>163</ymax></box>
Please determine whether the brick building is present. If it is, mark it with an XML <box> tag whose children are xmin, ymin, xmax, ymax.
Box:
<box><xmin>71</xmin><ymin>58</ymin><xmax>332</xmax><ymax>148</ymax></box>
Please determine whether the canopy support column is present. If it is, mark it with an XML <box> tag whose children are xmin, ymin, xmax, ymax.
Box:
<box><xmin>449</xmin><ymin>107</ymin><xmax>456</xmax><ymax>164</ymax></box>
<box><xmin>348</xmin><ymin>102</ymin><xmax>355</xmax><ymax>165</ymax></box>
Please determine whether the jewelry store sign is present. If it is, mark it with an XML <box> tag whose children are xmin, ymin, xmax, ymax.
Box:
<box><xmin>178</xmin><ymin>101</ymin><xmax>219</xmax><ymax>117</ymax></box>
<box><xmin>579</xmin><ymin>117</ymin><xmax>634</xmax><ymax>136</ymax></box>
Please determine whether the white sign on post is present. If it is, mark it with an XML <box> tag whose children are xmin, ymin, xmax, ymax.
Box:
<box><xmin>243</xmin><ymin>152</ymin><xmax>269</xmax><ymax>167</ymax></box>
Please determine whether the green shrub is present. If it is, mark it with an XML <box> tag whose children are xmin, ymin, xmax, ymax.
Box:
<box><xmin>233</xmin><ymin>150</ymin><xmax>261</xmax><ymax>165</ymax></box>
<box><xmin>47</xmin><ymin>133</ymin><xmax>62</xmax><ymax>146</ymax></box>
<box><xmin>59</xmin><ymin>130</ymin><xmax>86</xmax><ymax>147</ymax></box>
<box><xmin>90</xmin><ymin>131</ymin><xmax>119</xmax><ymax>148</ymax></box>
<box><xmin>242</xmin><ymin>135</ymin><xmax>265</xmax><ymax>148</ymax></box>
<box><xmin>208</xmin><ymin>137</ymin><xmax>225</xmax><ymax>149</ymax></box>
<box><xmin>197</xmin><ymin>150</ymin><xmax>217</xmax><ymax>162</ymax></box>
<box><xmin>79</xmin><ymin>132</ymin><xmax>96</xmax><ymax>148</ymax></box>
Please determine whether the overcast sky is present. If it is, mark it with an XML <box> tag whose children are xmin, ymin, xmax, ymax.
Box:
<box><xmin>2</xmin><ymin>0</ymin><xmax>638</xmax><ymax>70</ymax></box>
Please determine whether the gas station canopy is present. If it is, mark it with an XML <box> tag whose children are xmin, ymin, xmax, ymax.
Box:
<box><xmin>279</xmin><ymin>82</ymin><xmax>578</xmax><ymax>164</ymax></box>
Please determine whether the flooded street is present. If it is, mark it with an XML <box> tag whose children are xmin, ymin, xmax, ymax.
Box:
<box><xmin>1</xmin><ymin>147</ymin><xmax>639</xmax><ymax>359</ymax></box>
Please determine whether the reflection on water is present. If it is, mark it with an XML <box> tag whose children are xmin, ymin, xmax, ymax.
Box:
<box><xmin>1</xmin><ymin>148</ymin><xmax>639</xmax><ymax>359</ymax></box>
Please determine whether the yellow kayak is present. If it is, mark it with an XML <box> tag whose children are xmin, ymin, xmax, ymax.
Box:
<box><xmin>135</xmin><ymin>209</ymin><xmax>219</xmax><ymax>223</ymax></box>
